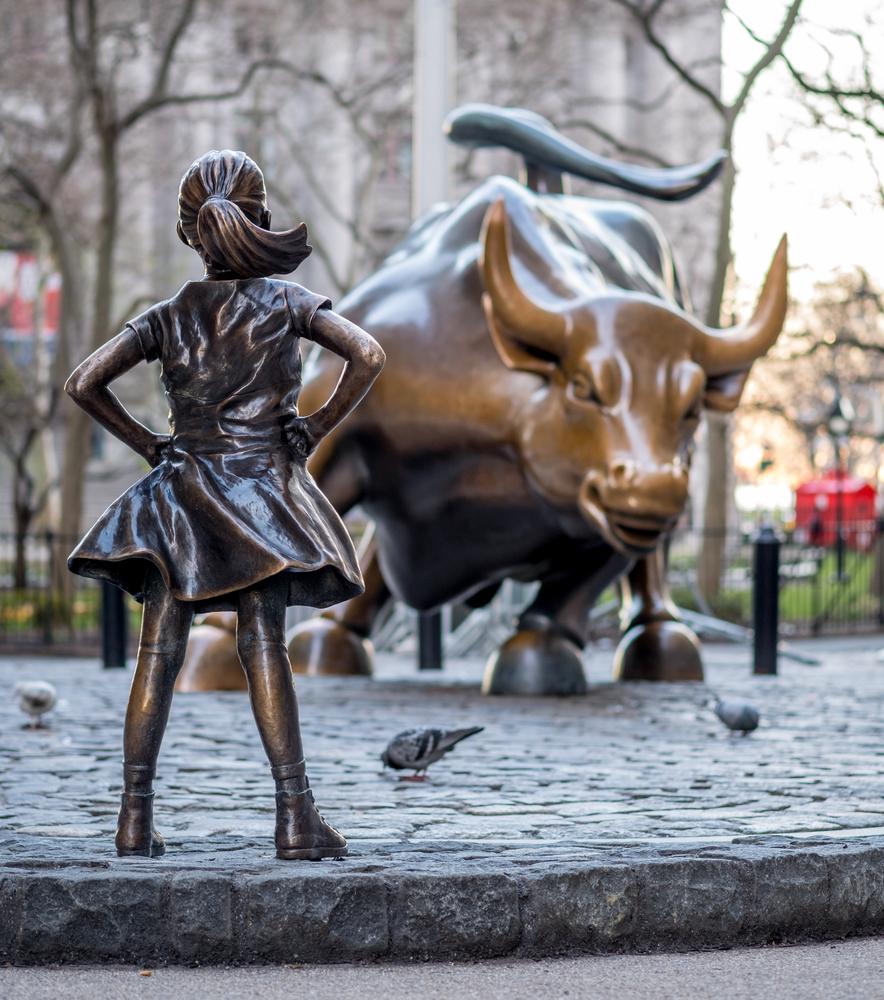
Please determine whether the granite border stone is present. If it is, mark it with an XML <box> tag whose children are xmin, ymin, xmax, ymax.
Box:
<box><xmin>1</xmin><ymin>835</ymin><xmax>883</xmax><ymax>964</ymax></box>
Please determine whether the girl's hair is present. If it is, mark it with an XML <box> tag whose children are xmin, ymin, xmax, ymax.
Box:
<box><xmin>178</xmin><ymin>150</ymin><xmax>311</xmax><ymax>278</ymax></box>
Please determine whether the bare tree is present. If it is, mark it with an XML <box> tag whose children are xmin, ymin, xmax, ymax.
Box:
<box><xmin>0</xmin><ymin>1</ymin><xmax>342</xmax><ymax>549</ymax></box>
<box><xmin>742</xmin><ymin>268</ymin><xmax>884</xmax><ymax>476</ymax></box>
<box><xmin>0</xmin><ymin>265</ymin><xmax>57</xmax><ymax>589</ymax></box>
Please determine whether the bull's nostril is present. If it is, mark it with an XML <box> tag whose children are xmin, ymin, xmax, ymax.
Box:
<box><xmin>610</xmin><ymin>460</ymin><xmax>636</xmax><ymax>483</ymax></box>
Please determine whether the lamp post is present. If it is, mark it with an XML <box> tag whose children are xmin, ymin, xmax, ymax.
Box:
<box><xmin>826</xmin><ymin>391</ymin><xmax>855</xmax><ymax>582</ymax></box>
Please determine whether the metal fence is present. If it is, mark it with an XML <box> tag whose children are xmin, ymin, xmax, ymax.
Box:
<box><xmin>0</xmin><ymin>532</ymin><xmax>139</xmax><ymax>655</ymax></box>
<box><xmin>1</xmin><ymin>522</ymin><xmax>882</xmax><ymax>655</ymax></box>
<box><xmin>665</xmin><ymin>521</ymin><xmax>884</xmax><ymax>637</ymax></box>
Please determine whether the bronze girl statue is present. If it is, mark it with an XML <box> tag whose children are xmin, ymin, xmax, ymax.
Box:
<box><xmin>65</xmin><ymin>150</ymin><xmax>384</xmax><ymax>860</ymax></box>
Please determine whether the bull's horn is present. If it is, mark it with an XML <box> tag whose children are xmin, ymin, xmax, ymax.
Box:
<box><xmin>480</xmin><ymin>199</ymin><xmax>570</xmax><ymax>356</ymax></box>
<box><xmin>694</xmin><ymin>236</ymin><xmax>788</xmax><ymax>375</ymax></box>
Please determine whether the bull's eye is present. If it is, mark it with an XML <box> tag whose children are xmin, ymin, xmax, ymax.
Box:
<box><xmin>569</xmin><ymin>371</ymin><xmax>602</xmax><ymax>406</ymax></box>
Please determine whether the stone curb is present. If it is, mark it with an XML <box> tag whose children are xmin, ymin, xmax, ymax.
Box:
<box><xmin>1</xmin><ymin>835</ymin><xmax>883</xmax><ymax>964</ymax></box>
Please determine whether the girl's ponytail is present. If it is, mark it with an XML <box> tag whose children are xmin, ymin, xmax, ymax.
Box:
<box><xmin>196</xmin><ymin>196</ymin><xmax>311</xmax><ymax>278</ymax></box>
<box><xmin>178</xmin><ymin>150</ymin><xmax>312</xmax><ymax>279</ymax></box>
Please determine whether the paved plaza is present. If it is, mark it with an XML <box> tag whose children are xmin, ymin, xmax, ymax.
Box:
<box><xmin>4</xmin><ymin>637</ymin><xmax>884</xmax><ymax>849</ymax></box>
<box><xmin>1</xmin><ymin>635</ymin><xmax>883</xmax><ymax>961</ymax></box>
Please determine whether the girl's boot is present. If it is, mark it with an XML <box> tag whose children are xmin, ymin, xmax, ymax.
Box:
<box><xmin>272</xmin><ymin>761</ymin><xmax>348</xmax><ymax>861</ymax></box>
<box><xmin>115</xmin><ymin>764</ymin><xmax>165</xmax><ymax>858</ymax></box>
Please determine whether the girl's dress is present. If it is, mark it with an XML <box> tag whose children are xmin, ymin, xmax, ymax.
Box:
<box><xmin>68</xmin><ymin>278</ymin><xmax>363</xmax><ymax>611</ymax></box>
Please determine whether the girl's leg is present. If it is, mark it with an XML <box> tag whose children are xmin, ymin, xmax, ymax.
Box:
<box><xmin>236</xmin><ymin>576</ymin><xmax>347</xmax><ymax>860</ymax></box>
<box><xmin>116</xmin><ymin>567</ymin><xmax>193</xmax><ymax>857</ymax></box>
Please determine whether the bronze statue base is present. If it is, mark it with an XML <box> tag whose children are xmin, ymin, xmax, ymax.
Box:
<box><xmin>482</xmin><ymin>628</ymin><xmax>588</xmax><ymax>696</ymax></box>
<box><xmin>287</xmin><ymin>618</ymin><xmax>374</xmax><ymax>677</ymax></box>
<box><xmin>613</xmin><ymin>620</ymin><xmax>704</xmax><ymax>682</ymax></box>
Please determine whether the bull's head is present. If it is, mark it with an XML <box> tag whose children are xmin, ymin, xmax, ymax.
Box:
<box><xmin>480</xmin><ymin>198</ymin><xmax>787</xmax><ymax>555</ymax></box>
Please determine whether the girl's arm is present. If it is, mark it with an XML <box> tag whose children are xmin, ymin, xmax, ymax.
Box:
<box><xmin>289</xmin><ymin>310</ymin><xmax>385</xmax><ymax>458</ymax></box>
<box><xmin>65</xmin><ymin>329</ymin><xmax>170</xmax><ymax>467</ymax></box>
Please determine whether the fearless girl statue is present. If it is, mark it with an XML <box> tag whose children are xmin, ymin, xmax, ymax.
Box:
<box><xmin>65</xmin><ymin>150</ymin><xmax>384</xmax><ymax>860</ymax></box>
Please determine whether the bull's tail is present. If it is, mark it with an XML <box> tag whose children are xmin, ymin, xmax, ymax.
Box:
<box><xmin>444</xmin><ymin>103</ymin><xmax>725</xmax><ymax>202</ymax></box>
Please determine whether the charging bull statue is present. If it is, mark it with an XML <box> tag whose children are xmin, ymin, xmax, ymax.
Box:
<box><xmin>176</xmin><ymin>106</ymin><xmax>787</xmax><ymax>695</ymax></box>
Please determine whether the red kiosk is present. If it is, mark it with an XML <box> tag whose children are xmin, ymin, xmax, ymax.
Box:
<box><xmin>795</xmin><ymin>472</ymin><xmax>878</xmax><ymax>551</ymax></box>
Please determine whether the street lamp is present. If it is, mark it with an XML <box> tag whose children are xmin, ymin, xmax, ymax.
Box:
<box><xmin>826</xmin><ymin>391</ymin><xmax>855</xmax><ymax>582</ymax></box>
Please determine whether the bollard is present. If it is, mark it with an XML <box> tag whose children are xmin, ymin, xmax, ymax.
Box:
<box><xmin>101</xmin><ymin>580</ymin><xmax>128</xmax><ymax>669</ymax></box>
<box><xmin>417</xmin><ymin>609</ymin><xmax>443</xmax><ymax>671</ymax></box>
<box><xmin>752</xmin><ymin>525</ymin><xmax>780</xmax><ymax>675</ymax></box>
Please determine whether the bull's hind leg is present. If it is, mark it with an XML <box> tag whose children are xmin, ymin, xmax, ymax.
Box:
<box><xmin>483</xmin><ymin>548</ymin><xmax>630</xmax><ymax>696</ymax></box>
<box><xmin>287</xmin><ymin>532</ymin><xmax>389</xmax><ymax>676</ymax></box>
<box><xmin>287</xmin><ymin>446</ymin><xmax>388</xmax><ymax>676</ymax></box>
<box><xmin>613</xmin><ymin>542</ymin><xmax>703</xmax><ymax>681</ymax></box>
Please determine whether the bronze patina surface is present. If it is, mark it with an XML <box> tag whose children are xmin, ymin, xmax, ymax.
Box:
<box><xmin>65</xmin><ymin>150</ymin><xmax>383</xmax><ymax>857</ymax></box>
<box><xmin>285</xmin><ymin>107</ymin><xmax>786</xmax><ymax>695</ymax></box>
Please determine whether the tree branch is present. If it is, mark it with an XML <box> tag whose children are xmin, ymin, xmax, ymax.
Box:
<box><xmin>610</xmin><ymin>0</ymin><xmax>726</xmax><ymax>116</ymax></box>
<box><xmin>558</xmin><ymin>117</ymin><xmax>673</xmax><ymax>168</ymax></box>
<box><xmin>117</xmin><ymin>58</ymin><xmax>352</xmax><ymax>131</ymax></box>
<box><xmin>729</xmin><ymin>0</ymin><xmax>804</xmax><ymax>116</ymax></box>
<box><xmin>148</xmin><ymin>0</ymin><xmax>198</xmax><ymax>105</ymax></box>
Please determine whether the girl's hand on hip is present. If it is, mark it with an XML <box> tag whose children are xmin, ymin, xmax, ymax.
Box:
<box><xmin>144</xmin><ymin>434</ymin><xmax>172</xmax><ymax>468</ymax></box>
<box><xmin>285</xmin><ymin>416</ymin><xmax>322</xmax><ymax>461</ymax></box>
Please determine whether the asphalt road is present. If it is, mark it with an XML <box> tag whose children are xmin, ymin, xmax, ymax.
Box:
<box><xmin>2</xmin><ymin>937</ymin><xmax>883</xmax><ymax>1000</ymax></box>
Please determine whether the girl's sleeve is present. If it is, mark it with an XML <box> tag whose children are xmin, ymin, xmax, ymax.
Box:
<box><xmin>285</xmin><ymin>282</ymin><xmax>333</xmax><ymax>339</ymax></box>
<box><xmin>125</xmin><ymin>302</ymin><xmax>167</xmax><ymax>362</ymax></box>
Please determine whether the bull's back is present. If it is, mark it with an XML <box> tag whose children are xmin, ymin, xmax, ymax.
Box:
<box><xmin>302</xmin><ymin>179</ymin><xmax>540</xmax><ymax>451</ymax></box>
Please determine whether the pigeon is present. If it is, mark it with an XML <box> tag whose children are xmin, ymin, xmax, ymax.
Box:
<box><xmin>15</xmin><ymin>681</ymin><xmax>57</xmax><ymax>729</ymax></box>
<box><xmin>381</xmin><ymin>726</ymin><xmax>484</xmax><ymax>779</ymax></box>
<box><xmin>713</xmin><ymin>698</ymin><xmax>760</xmax><ymax>735</ymax></box>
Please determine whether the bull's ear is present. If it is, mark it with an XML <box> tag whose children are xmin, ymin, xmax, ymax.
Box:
<box><xmin>703</xmin><ymin>368</ymin><xmax>752</xmax><ymax>412</ymax></box>
<box><xmin>482</xmin><ymin>295</ymin><xmax>562</xmax><ymax>377</ymax></box>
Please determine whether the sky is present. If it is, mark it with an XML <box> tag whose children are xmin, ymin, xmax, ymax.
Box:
<box><xmin>724</xmin><ymin>0</ymin><xmax>882</xmax><ymax>302</ymax></box>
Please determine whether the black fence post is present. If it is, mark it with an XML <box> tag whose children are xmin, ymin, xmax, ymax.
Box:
<box><xmin>877</xmin><ymin>513</ymin><xmax>884</xmax><ymax>628</ymax></box>
<box><xmin>102</xmin><ymin>580</ymin><xmax>128</xmax><ymax>669</ymax></box>
<box><xmin>753</xmin><ymin>525</ymin><xmax>780</xmax><ymax>675</ymax></box>
<box><xmin>417</xmin><ymin>610</ymin><xmax>443</xmax><ymax>671</ymax></box>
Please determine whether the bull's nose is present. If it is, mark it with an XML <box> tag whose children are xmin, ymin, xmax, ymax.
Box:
<box><xmin>599</xmin><ymin>461</ymin><xmax>689</xmax><ymax>521</ymax></box>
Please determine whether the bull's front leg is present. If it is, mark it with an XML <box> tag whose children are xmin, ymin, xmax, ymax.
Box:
<box><xmin>483</xmin><ymin>547</ymin><xmax>631</xmax><ymax>696</ymax></box>
<box><xmin>613</xmin><ymin>541</ymin><xmax>703</xmax><ymax>681</ymax></box>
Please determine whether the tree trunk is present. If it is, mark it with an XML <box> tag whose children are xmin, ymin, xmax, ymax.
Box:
<box><xmin>58</xmin><ymin>132</ymin><xmax>119</xmax><ymax>551</ymax></box>
<box><xmin>13</xmin><ymin>507</ymin><xmax>29</xmax><ymax>590</ymax></box>
<box><xmin>12</xmin><ymin>448</ymin><xmax>35</xmax><ymax>590</ymax></box>
<box><xmin>697</xmin><ymin>144</ymin><xmax>736</xmax><ymax>601</ymax></box>
<box><xmin>38</xmin><ymin>190</ymin><xmax>86</xmax><ymax>595</ymax></box>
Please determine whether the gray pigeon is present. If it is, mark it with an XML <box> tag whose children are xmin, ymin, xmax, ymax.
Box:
<box><xmin>714</xmin><ymin>698</ymin><xmax>760</xmax><ymax>734</ymax></box>
<box><xmin>381</xmin><ymin>726</ymin><xmax>484</xmax><ymax>778</ymax></box>
<box><xmin>15</xmin><ymin>681</ymin><xmax>57</xmax><ymax>729</ymax></box>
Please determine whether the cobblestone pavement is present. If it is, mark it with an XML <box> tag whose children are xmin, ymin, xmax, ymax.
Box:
<box><xmin>2</xmin><ymin>635</ymin><xmax>883</xmax><ymax>859</ymax></box>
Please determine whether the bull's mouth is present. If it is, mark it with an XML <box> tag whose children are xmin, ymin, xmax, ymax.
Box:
<box><xmin>578</xmin><ymin>481</ymin><xmax>673</xmax><ymax>555</ymax></box>
<box><xmin>607</xmin><ymin>512</ymin><xmax>674</xmax><ymax>553</ymax></box>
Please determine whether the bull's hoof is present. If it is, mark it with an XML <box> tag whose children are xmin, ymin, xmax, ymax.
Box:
<box><xmin>200</xmin><ymin>611</ymin><xmax>237</xmax><ymax>633</ymax></box>
<box><xmin>613</xmin><ymin>620</ymin><xmax>704</xmax><ymax>682</ymax></box>
<box><xmin>482</xmin><ymin>629</ymin><xmax>588</xmax><ymax>696</ymax></box>
<box><xmin>175</xmin><ymin>624</ymin><xmax>246</xmax><ymax>692</ymax></box>
<box><xmin>287</xmin><ymin>617</ymin><xmax>374</xmax><ymax>677</ymax></box>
